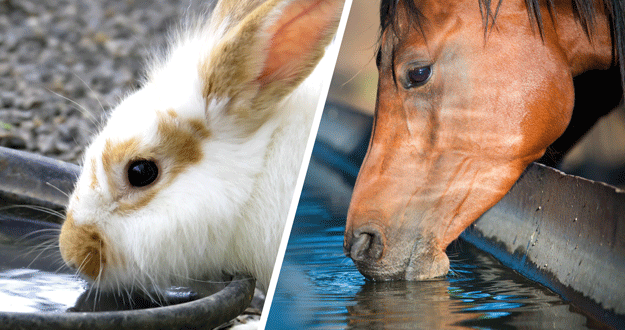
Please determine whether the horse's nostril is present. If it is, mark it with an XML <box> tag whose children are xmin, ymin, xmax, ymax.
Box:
<box><xmin>349</xmin><ymin>229</ymin><xmax>384</xmax><ymax>261</ymax></box>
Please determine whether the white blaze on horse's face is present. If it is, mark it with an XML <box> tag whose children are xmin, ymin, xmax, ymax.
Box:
<box><xmin>344</xmin><ymin>0</ymin><xmax>614</xmax><ymax>281</ymax></box>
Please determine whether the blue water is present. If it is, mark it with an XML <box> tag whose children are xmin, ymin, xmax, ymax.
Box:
<box><xmin>266</xmin><ymin>194</ymin><xmax>603</xmax><ymax>329</ymax></box>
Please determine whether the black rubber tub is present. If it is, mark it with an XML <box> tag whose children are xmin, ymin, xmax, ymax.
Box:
<box><xmin>0</xmin><ymin>146</ymin><xmax>254</xmax><ymax>330</ymax></box>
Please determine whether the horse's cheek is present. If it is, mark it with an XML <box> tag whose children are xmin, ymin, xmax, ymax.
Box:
<box><xmin>521</xmin><ymin>64</ymin><xmax>575</xmax><ymax>159</ymax></box>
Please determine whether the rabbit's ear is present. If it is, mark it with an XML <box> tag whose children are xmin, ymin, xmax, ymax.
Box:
<box><xmin>209</xmin><ymin>0</ymin><xmax>265</xmax><ymax>30</ymax></box>
<box><xmin>202</xmin><ymin>0</ymin><xmax>344</xmax><ymax>121</ymax></box>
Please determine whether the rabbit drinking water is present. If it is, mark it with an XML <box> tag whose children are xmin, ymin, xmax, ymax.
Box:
<box><xmin>58</xmin><ymin>0</ymin><xmax>343</xmax><ymax>297</ymax></box>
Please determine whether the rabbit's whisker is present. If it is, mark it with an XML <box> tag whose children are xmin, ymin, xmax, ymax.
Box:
<box><xmin>45</xmin><ymin>181</ymin><xmax>71</xmax><ymax>198</ymax></box>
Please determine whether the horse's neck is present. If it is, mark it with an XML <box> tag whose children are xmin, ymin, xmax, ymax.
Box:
<box><xmin>552</xmin><ymin>0</ymin><xmax>614</xmax><ymax>76</ymax></box>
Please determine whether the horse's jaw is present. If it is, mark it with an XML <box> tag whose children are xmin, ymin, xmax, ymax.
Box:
<box><xmin>344</xmin><ymin>154</ymin><xmax>528</xmax><ymax>281</ymax></box>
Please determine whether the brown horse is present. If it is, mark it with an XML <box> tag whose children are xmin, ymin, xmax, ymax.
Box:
<box><xmin>344</xmin><ymin>0</ymin><xmax>624</xmax><ymax>281</ymax></box>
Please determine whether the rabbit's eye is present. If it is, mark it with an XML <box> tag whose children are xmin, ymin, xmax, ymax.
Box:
<box><xmin>127</xmin><ymin>159</ymin><xmax>159</xmax><ymax>187</ymax></box>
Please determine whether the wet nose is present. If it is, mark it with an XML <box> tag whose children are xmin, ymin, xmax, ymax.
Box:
<box><xmin>344</xmin><ymin>227</ymin><xmax>384</xmax><ymax>261</ymax></box>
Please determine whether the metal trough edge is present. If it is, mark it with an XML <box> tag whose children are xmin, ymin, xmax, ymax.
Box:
<box><xmin>0</xmin><ymin>146</ymin><xmax>80</xmax><ymax>212</ymax></box>
<box><xmin>462</xmin><ymin>162</ymin><xmax>625</xmax><ymax>328</ymax></box>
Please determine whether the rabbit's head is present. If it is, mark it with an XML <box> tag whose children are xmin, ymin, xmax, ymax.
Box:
<box><xmin>59</xmin><ymin>0</ymin><xmax>343</xmax><ymax>292</ymax></box>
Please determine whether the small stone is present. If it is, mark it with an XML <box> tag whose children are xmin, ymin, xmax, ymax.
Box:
<box><xmin>1</xmin><ymin>0</ymin><xmax>190</xmax><ymax>165</ymax></box>
<box><xmin>93</xmin><ymin>32</ymin><xmax>109</xmax><ymax>45</ymax></box>
<box><xmin>37</xmin><ymin>133</ymin><xmax>57</xmax><ymax>154</ymax></box>
<box><xmin>0</xmin><ymin>63</ymin><xmax>10</xmax><ymax>76</ymax></box>
<box><xmin>19</xmin><ymin>96</ymin><xmax>43</xmax><ymax>110</ymax></box>
<box><xmin>32</xmin><ymin>117</ymin><xmax>43</xmax><ymax>128</ymax></box>
<box><xmin>55</xmin><ymin>140</ymin><xmax>72</xmax><ymax>153</ymax></box>
<box><xmin>0</xmin><ymin>135</ymin><xmax>27</xmax><ymax>149</ymax></box>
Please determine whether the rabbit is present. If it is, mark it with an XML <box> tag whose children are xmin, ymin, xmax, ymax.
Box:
<box><xmin>58</xmin><ymin>0</ymin><xmax>344</xmax><ymax>297</ymax></box>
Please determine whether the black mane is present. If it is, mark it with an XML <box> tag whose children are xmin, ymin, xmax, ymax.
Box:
<box><xmin>379</xmin><ymin>0</ymin><xmax>625</xmax><ymax>93</ymax></box>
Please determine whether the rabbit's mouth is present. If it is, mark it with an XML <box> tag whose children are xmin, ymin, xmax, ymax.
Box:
<box><xmin>59</xmin><ymin>212</ymin><xmax>117</xmax><ymax>282</ymax></box>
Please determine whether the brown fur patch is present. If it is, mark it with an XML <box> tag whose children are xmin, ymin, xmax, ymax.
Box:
<box><xmin>59</xmin><ymin>212</ymin><xmax>109</xmax><ymax>281</ymax></box>
<box><xmin>199</xmin><ymin>0</ymin><xmax>279</xmax><ymax>116</ymax></box>
<box><xmin>210</xmin><ymin>0</ymin><xmax>265</xmax><ymax>31</ymax></box>
<box><xmin>117</xmin><ymin>189</ymin><xmax>158</xmax><ymax>213</ymax></box>
<box><xmin>114</xmin><ymin>111</ymin><xmax>211</xmax><ymax>213</ymax></box>
<box><xmin>89</xmin><ymin>158</ymin><xmax>98</xmax><ymax>189</ymax></box>
<box><xmin>166</xmin><ymin>108</ymin><xmax>178</xmax><ymax>118</ymax></box>
<box><xmin>101</xmin><ymin>137</ymin><xmax>141</xmax><ymax>196</ymax></box>
<box><xmin>102</xmin><ymin>138</ymin><xmax>141</xmax><ymax>172</ymax></box>
<box><xmin>199</xmin><ymin>0</ymin><xmax>340</xmax><ymax>133</ymax></box>
<box><xmin>187</xmin><ymin>118</ymin><xmax>212</xmax><ymax>139</ymax></box>
<box><xmin>155</xmin><ymin>111</ymin><xmax>210</xmax><ymax>170</ymax></box>
<box><xmin>200</xmin><ymin>34</ymin><xmax>259</xmax><ymax>101</ymax></box>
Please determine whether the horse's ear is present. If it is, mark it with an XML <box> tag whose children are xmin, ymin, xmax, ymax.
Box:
<box><xmin>202</xmin><ymin>0</ymin><xmax>344</xmax><ymax>113</ymax></box>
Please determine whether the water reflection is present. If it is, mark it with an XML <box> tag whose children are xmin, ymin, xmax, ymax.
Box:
<box><xmin>0</xmin><ymin>218</ymin><xmax>220</xmax><ymax>313</ymax></box>
<box><xmin>0</xmin><ymin>268</ymin><xmax>85</xmax><ymax>313</ymax></box>
<box><xmin>267</xmin><ymin>196</ymin><xmax>595</xmax><ymax>329</ymax></box>
<box><xmin>0</xmin><ymin>219</ymin><xmax>84</xmax><ymax>313</ymax></box>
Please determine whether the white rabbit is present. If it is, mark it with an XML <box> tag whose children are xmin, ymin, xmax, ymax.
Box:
<box><xmin>58</xmin><ymin>0</ymin><xmax>344</xmax><ymax>297</ymax></box>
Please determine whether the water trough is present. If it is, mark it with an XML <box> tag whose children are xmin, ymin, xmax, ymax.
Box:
<box><xmin>310</xmin><ymin>103</ymin><xmax>625</xmax><ymax>329</ymax></box>
<box><xmin>0</xmin><ymin>146</ymin><xmax>254</xmax><ymax>330</ymax></box>
<box><xmin>462</xmin><ymin>162</ymin><xmax>625</xmax><ymax>328</ymax></box>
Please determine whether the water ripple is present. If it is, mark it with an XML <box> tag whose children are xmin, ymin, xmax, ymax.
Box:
<box><xmin>267</xmin><ymin>193</ymin><xmax>597</xmax><ymax>329</ymax></box>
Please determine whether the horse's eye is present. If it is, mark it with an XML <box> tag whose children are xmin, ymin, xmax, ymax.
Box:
<box><xmin>127</xmin><ymin>159</ymin><xmax>159</xmax><ymax>187</ymax></box>
<box><xmin>406</xmin><ymin>66</ymin><xmax>432</xmax><ymax>88</ymax></box>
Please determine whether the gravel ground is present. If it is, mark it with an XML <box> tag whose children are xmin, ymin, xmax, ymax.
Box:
<box><xmin>0</xmin><ymin>0</ymin><xmax>263</xmax><ymax>326</ymax></box>
<box><xmin>0</xmin><ymin>0</ymin><xmax>192</xmax><ymax>164</ymax></box>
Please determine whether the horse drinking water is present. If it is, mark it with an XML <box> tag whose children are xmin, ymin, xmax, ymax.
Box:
<box><xmin>344</xmin><ymin>0</ymin><xmax>624</xmax><ymax>281</ymax></box>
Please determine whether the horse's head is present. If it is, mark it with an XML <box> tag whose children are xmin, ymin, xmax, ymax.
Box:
<box><xmin>345</xmin><ymin>0</ymin><xmax>617</xmax><ymax>281</ymax></box>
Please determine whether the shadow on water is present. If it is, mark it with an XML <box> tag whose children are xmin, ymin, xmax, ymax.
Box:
<box><xmin>267</xmin><ymin>193</ymin><xmax>609</xmax><ymax>329</ymax></box>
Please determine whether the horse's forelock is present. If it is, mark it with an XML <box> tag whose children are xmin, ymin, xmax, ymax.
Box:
<box><xmin>379</xmin><ymin>0</ymin><xmax>424</xmax><ymax>41</ymax></box>
<box><xmin>378</xmin><ymin>0</ymin><xmax>624</xmax><ymax>94</ymax></box>
<box><xmin>605</xmin><ymin>0</ymin><xmax>625</xmax><ymax>94</ymax></box>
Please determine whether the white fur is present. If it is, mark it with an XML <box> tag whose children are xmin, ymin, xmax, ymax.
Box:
<box><xmin>65</xmin><ymin>0</ymin><xmax>337</xmax><ymax>295</ymax></box>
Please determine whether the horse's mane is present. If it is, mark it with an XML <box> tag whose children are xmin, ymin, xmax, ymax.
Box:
<box><xmin>379</xmin><ymin>0</ymin><xmax>625</xmax><ymax>93</ymax></box>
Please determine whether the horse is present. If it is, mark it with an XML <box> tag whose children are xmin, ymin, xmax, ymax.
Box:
<box><xmin>344</xmin><ymin>0</ymin><xmax>624</xmax><ymax>281</ymax></box>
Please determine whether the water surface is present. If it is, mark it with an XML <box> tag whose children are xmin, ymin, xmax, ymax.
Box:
<box><xmin>267</xmin><ymin>193</ymin><xmax>604</xmax><ymax>329</ymax></box>
<box><xmin>0</xmin><ymin>217</ymin><xmax>223</xmax><ymax>313</ymax></box>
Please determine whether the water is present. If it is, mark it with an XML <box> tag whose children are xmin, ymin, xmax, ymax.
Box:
<box><xmin>0</xmin><ymin>216</ymin><xmax>83</xmax><ymax>313</ymax></box>
<box><xmin>266</xmin><ymin>194</ymin><xmax>605</xmax><ymax>329</ymax></box>
<box><xmin>0</xmin><ymin>216</ymin><xmax>223</xmax><ymax>313</ymax></box>
<box><xmin>0</xmin><ymin>268</ymin><xmax>85</xmax><ymax>313</ymax></box>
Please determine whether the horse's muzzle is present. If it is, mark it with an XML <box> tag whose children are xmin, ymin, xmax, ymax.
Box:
<box><xmin>344</xmin><ymin>226</ymin><xmax>385</xmax><ymax>262</ymax></box>
<box><xmin>344</xmin><ymin>225</ymin><xmax>450</xmax><ymax>281</ymax></box>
